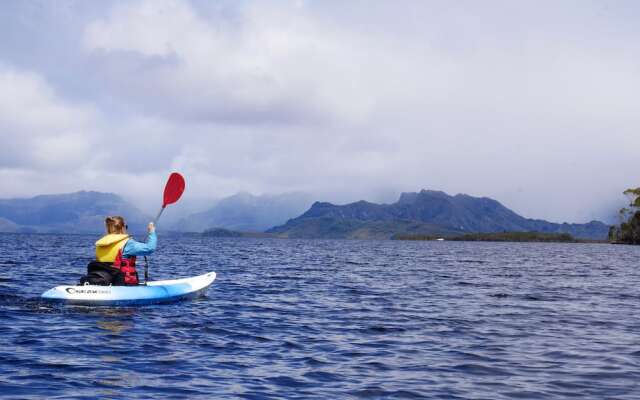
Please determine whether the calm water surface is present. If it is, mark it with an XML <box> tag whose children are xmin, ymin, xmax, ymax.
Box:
<box><xmin>1</xmin><ymin>233</ymin><xmax>639</xmax><ymax>399</ymax></box>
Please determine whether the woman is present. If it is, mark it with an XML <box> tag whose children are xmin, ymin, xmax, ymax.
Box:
<box><xmin>81</xmin><ymin>216</ymin><xmax>156</xmax><ymax>286</ymax></box>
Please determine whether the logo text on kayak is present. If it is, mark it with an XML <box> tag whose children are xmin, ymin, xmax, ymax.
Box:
<box><xmin>66</xmin><ymin>288</ymin><xmax>111</xmax><ymax>295</ymax></box>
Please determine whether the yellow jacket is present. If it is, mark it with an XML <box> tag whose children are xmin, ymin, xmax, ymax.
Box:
<box><xmin>95</xmin><ymin>234</ymin><xmax>130</xmax><ymax>262</ymax></box>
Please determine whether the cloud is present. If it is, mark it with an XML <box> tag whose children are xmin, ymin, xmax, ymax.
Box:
<box><xmin>82</xmin><ymin>0</ymin><xmax>381</xmax><ymax>124</ymax></box>
<box><xmin>0</xmin><ymin>0</ymin><xmax>639</xmax><ymax>223</ymax></box>
<box><xmin>0</xmin><ymin>66</ymin><xmax>95</xmax><ymax>169</ymax></box>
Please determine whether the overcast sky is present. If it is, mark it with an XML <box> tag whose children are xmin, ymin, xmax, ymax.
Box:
<box><xmin>0</xmin><ymin>0</ymin><xmax>638</xmax><ymax>222</ymax></box>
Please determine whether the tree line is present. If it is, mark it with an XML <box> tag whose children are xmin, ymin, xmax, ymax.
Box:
<box><xmin>609</xmin><ymin>188</ymin><xmax>640</xmax><ymax>245</ymax></box>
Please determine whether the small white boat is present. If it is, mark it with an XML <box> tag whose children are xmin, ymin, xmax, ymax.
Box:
<box><xmin>41</xmin><ymin>272</ymin><xmax>216</xmax><ymax>306</ymax></box>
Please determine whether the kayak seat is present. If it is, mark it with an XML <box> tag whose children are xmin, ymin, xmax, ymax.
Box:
<box><xmin>80</xmin><ymin>261</ymin><xmax>128</xmax><ymax>286</ymax></box>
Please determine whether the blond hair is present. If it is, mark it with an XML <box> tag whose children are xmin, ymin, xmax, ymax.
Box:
<box><xmin>105</xmin><ymin>216</ymin><xmax>127</xmax><ymax>234</ymax></box>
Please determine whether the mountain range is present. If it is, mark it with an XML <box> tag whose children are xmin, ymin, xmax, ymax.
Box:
<box><xmin>0</xmin><ymin>191</ymin><xmax>313</xmax><ymax>235</ymax></box>
<box><xmin>268</xmin><ymin>190</ymin><xmax>610</xmax><ymax>240</ymax></box>
<box><xmin>0</xmin><ymin>189</ymin><xmax>611</xmax><ymax>239</ymax></box>
<box><xmin>0</xmin><ymin>191</ymin><xmax>149</xmax><ymax>234</ymax></box>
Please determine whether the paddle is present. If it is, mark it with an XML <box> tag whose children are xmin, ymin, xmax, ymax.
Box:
<box><xmin>154</xmin><ymin>172</ymin><xmax>186</xmax><ymax>225</ymax></box>
<box><xmin>145</xmin><ymin>172</ymin><xmax>186</xmax><ymax>284</ymax></box>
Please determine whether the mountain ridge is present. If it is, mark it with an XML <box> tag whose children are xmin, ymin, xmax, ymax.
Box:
<box><xmin>268</xmin><ymin>189</ymin><xmax>610</xmax><ymax>240</ymax></box>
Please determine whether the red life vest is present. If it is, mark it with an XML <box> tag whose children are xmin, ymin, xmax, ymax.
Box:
<box><xmin>113</xmin><ymin>248</ymin><xmax>138</xmax><ymax>285</ymax></box>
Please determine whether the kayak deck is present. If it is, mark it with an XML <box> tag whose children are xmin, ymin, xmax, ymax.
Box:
<box><xmin>41</xmin><ymin>271</ymin><xmax>216</xmax><ymax>306</ymax></box>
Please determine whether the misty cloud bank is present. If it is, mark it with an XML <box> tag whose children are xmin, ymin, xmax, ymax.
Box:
<box><xmin>1</xmin><ymin>0</ymin><xmax>639</xmax><ymax>223</ymax></box>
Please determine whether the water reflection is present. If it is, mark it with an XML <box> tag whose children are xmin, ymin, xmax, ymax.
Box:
<box><xmin>97</xmin><ymin>319</ymin><xmax>134</xmax><ymax>335</ymax></box>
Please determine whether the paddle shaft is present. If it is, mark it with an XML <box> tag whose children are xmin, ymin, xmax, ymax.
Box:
<box><xmin>145</xmin><ymin>207</ymin><xmax>164</xmax><ymax>285</ymax></box>
<box><xmin>144</xmin><ymin>256</ymin><xmax>149</xmax><ymax>284</ymax></box>
<box><xmin>154</xmin><ymin>206</ymin><xmax>166</xmax><ymax>225</ymax></box>
<box><xmin>146</xmin><ymin>204</ymin><xmax>168</xmax><ymax>285</ymax></box>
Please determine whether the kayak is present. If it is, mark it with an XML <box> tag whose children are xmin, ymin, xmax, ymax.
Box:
<box><xmin>41</xmin><ymin>271</ymin><xmax>216</xmax><ymax>306</ymax></box>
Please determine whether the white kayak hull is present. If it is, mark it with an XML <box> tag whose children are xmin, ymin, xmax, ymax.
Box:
<box><xmin>41</xmin><ymin>272</ymin><xmax>216</xmax><ymax>306</ymax></box>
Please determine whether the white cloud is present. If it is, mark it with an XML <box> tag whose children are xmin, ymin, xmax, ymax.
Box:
<box><xmin>0</xmin><ymin>66</ymin><xmax>95</xmax><ymax>169</ymax></box>
<box><xmin>83</xmin><ymin>0</ymin><xmax>382</xmax><ymax>124</ymax></box>
<box><xmin>0</xmin><ymin>1</ymin><xmax>639</xmax><ymax>223</ymax></box>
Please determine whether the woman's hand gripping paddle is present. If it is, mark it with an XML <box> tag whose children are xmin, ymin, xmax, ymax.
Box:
<box><xmin>146</xmin><ymin>172</ymin><xmax>185</xmax><ymax>284</ymax></box>
<box><xmin>154</xmin><ymin>172</ymin><xmax>186</xmax><ymax>225</ymax></box>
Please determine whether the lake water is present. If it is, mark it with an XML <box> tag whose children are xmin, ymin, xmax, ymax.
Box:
<box><xmin>1</xmin><ymin>233</ymin><xmax>639</xmax><ymax>399</ymax></box>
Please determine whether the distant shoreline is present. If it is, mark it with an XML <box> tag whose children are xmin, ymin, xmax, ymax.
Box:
<box><xmin>392</xmin><ymin>232</ymin><xmax>608</xmax><ymax>244</ymax></box>
<box><xmin>200</xmin><ymin>229</ymin><xmax>610</xmax><ymax>243</ymax></box>
<box><xmin>0</xmin><ymin>230</ymin><xmax>613</xmax><ymax>244</ymax></box>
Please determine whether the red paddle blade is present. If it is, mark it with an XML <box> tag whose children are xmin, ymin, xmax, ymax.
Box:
<box><xmin>163</xmin><ymin>172</ymin><xmax>185</xmax><ymax>207</ymax></box>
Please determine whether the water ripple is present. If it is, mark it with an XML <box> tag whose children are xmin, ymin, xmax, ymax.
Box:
<box><xmin>0</xmin><ymin>234</ymin><xmax>639</xmax><ymax>399</ymax></box>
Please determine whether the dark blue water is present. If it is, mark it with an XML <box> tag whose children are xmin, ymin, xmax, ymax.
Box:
<box><xmin>1</xmin><ymin>233</ymin><xmax>639</xmax><ymax>399</ymax></box>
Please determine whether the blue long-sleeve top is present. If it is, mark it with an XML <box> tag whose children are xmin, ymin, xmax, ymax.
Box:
<box><xmin>122</xmin><ymin>232</ymin><xmax>157</xmax><ymax>257</ymax></box>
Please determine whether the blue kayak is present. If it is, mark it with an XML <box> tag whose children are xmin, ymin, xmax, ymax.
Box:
<box><xmin>41</xmin><ymin>272</ymin><xmax>216</xmax><ymax>306</ymax></box>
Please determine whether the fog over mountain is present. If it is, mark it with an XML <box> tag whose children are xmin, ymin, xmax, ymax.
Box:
<box><xmin>1</xmin><ymin>1</ymin><xmax>639</xmax><ymax>223</ymax></box>
<box><xmin>174</xmin><ymin>192</ymin><xmax>314</xmax><ymax>232</ymax></box>
<box><xmin>0</xmin><ymin>190</ymin><xmax>314</xmax><ymax>234</ymax></box>
<box><xmin>0</xmin><ymin>191</ymin><xmax>149</xmax><ymax>234</ymax></box>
